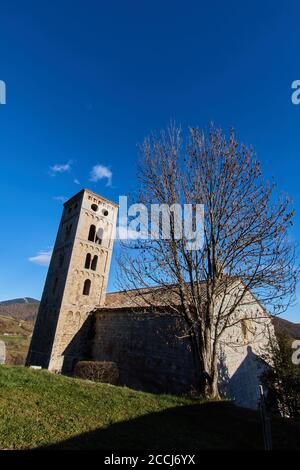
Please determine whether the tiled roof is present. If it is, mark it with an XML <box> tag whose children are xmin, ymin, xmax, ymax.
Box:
<box><xmin>100</xmin><ymin>283</ymin><xmax>207</xmax><ymax>311</ymax></box>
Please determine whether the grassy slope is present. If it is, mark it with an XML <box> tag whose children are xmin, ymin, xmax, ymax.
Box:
<box><xmin>0</xmin><ymin>316</ymin><xmax>33</xmax><ymax>364</ymax></box>
<box><xmin>0</xmin><ymin>301</ymin><xmax>39</xmax><ymax>322</ymax></box>
<box><xmin>0</xmin><ymin>366</ymin><xmax>299</xmax><ymax>450</ymax></box>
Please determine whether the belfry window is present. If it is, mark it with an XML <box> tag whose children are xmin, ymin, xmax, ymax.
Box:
<box><xmin>85</xmin><ymin>253</ymin><xmax>91</xmax><ymax>269</ymax></box>
<box><xmin>91</xmin><ymin>255</ymin><xmax>98</xmax><ymax>271</ymax></box>
<box><xmin>88</xmin><ymin>224</ymin><xmax>96</xmax><ymax>242</ymax></box>
<box><xmin>95</xmin><ymin>227</ymin><xmax>104</xmax><ymax>245</ymax></box>
<box><xmin>83</xmin><ymin>279</ymin><xmax>91</xmax><ymax>296</ymax></box>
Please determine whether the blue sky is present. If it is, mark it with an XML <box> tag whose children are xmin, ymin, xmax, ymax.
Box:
<box><xmin>0</xmin><ymin>0</ymin><xmax>299</xmax><ymax>322</ymax></box>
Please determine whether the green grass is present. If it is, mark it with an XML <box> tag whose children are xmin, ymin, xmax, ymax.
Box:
<box><xmin>0</xmin><ymin>334</ymin><xmax>29</xmax><ymax>350</ymax></box>
<box><xmin>0</xmin><ymin>365</ymin><xmax>299</xmax><ymax>450</ymax></box>
<box><xmin>0</xmin><ymin>335</ymin><xmax>30</xmax><ymax>365</ymax></box>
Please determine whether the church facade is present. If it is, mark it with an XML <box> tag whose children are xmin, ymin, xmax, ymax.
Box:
<box><xmin>27</xmin><ymin>189</ymin><xmax>274</xmax><ymax>409</ymax></box>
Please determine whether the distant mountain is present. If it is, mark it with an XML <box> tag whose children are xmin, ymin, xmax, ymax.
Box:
<box><xmin>0</xmin><ymin>297</ymin><xmax>40</xmax><ymax>306</ymax></box>
<box><xmin>0</xmin><ymin>298</ymin><xmax>40</xmax><ymax>322</ymax></box>
<box><xmin>273</xmin><ymin>316</ymin><xmax>300</xmax><ymax>340</ymax></box>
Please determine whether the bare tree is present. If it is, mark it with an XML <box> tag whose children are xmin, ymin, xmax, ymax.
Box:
<box><xmin>117</xmin><ymin>123</ymin><xmax>297</xmax><ymax>398</ymax></box>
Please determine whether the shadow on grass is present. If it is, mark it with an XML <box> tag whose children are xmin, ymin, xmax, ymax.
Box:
<box><xmin>38</xmin><ymin>401</ymin><xmax>300</xmax><ymax>450</ymax></box>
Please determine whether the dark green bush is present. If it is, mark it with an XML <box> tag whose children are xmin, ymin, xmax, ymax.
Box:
<box><xmin>261</xmin><ymin>333</ymin><xmax>300</xmax><ymax>417</ymax></box>
<box><xmin>74</xmin><ymin>361</ymin><xmax>119</xmax><ymax>385</ymax></box>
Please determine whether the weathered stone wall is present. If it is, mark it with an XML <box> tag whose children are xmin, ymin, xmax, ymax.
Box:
<box><xmin>92</xmin><ymin>292</ymin><xmax>274</xmax><ymax>409</ymax></box>
<box><xmin>216</xmin><ymin>288</ymin><xmax>274</xmax><ymax>409</ymax></box>
<box><xmin>92</xmin><ymin>311</ymin><xmax>198</xmax><ymax>394</ymax></box>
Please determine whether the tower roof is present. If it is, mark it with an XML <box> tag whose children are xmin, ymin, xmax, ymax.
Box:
<box><xmin>64</xmin><ymin>188</ymin><xmax>118</xmax><ymax>208</ymax></box>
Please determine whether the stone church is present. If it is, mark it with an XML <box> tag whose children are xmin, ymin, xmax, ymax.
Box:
<box><xmin>26</xmin><ymin>189</ymin><xmax>274</xmax><ymax>409</ymax></box>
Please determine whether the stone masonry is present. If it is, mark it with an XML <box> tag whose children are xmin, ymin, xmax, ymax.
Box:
<box><xmin>26</xmin><ymin>189</ymin><xmax>118</xmax><ymax>373</ymax></box>
<box><xmin>92</xmin><ymin>287</ymin><xmax>273</xmax><ymax>409</ymax></box>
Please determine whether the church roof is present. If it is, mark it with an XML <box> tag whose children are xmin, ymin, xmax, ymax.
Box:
<box><xmin>99</xmin><ymin>283</ymin><xmax>208</xmax><ymax>312</ymax></box>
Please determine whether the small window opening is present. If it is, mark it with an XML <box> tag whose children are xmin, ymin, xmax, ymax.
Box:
<box><xmin>65</xmin><ymin>224</ymin><xmax>72</xmax><ymax>240</ymax></box>
<box><xmin>88</xmin><ymin>224</ymin><xmax>96</xmax><ymax>242</ymax></box>
<box><xmin>85</xmin><ymin>253</ymin><xmax>91</xmax><ymax>269</ymax></box>
<box><xmin>52</xmin><ymin>277</ymin><xmax>58</xmax><ymax>294</ymax></box>
<box><xmin>95</xmin><ymin>227</ymin><xmax>104</xmax><ymax>245</ymax></box>
<box><xmin>91</xmin><ymin>204</ymin><xmax>98</xmax><ymax>212</ymax></box>
<box><xmin>91</xmin><ymin>255</ymin><xmax>98</xmax><ymax>271</ymax></box>
<box><xmin>83</xmin><ymin>279</ymin><xmax>91</xmax><ymax>296</ymax></box>
<box><xmin>59</xmin><ymin>253</ymin><xmax>64</xmax><ymax>268</ymax></box>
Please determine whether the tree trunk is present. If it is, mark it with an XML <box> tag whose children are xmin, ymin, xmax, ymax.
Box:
<box><xmin>202</xmin><ymin>334</ymin><xmax>220</xmax><ymax>399</ymax></box>
<box><xmin>209</xmin><ymin>354</ymin><xmax>220</xmax><ymax>398</ymax></box>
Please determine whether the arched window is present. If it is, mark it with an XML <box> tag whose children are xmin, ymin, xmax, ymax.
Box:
<box><xmin>59</xmin><ymin>253</ymin><xmax>64</xmax><ymax>268</ymax></box>
<box><xmin>88</xmin><ymin>225</ymin><xmax>96</xmax><ymax>242</ymax></box>
<box><xmin>85</xmin><ymin>253</ymin><xmax>91</xmax><ymax>269</ymax></box>
<box><xmin>65</xmin><ymin>224</ymin><xmax>72</xmax><ymax>241</ymax></box>
<box><xmin>83</xmin><ymin>279</ymin><xmax>91</xmax><ymax>296</ymax></box>
<box><xmin>91</xmin><ymin>255</ymin><xmax>98</xmax><ymax>271</ymax></box>
<box><xmin>95</xmin><ymin>227</ymin><xmax>104</xmax><ymax>245</ymax></box>
<box><xmin>52</xmin><ymin>277</ymin><xmax>58</xmax><ymax>294</ymax></box>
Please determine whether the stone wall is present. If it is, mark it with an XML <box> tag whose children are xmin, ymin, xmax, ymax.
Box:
<box><xmin>92</xmin><ymin>311</ymin><xmax>198</xmax><ymax>395</ymax></box>
<box><xmin>215</xmin><ymin>288</ymin><xmax>274</xmax><ymax>409</ymax></box>
<box><xmin>92</xmin><ymin>297</ymin><xmax>274</xmax><ymax>409</ymax></box>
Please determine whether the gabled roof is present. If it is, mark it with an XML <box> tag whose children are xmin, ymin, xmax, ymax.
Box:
<box><xmin>100</xmin><ymin>283</ymin><xmax>208</xmax><ymax>311</ymax></box>
<box><xmin>96</xmin><ymin>278</ymin><xmax>267</xmax><ymax>315</ymax></box>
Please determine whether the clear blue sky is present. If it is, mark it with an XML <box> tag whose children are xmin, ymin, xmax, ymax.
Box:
<box><xmin>0</xmin><ymin>0</ymin><xmax>299</xmax><ymax>322</ymax></box>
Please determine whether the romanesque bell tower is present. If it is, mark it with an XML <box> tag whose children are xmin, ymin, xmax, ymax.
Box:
<box><xmin>26</xmin><ymin>189</ymin><xmax>118</xmax><ymax>373</ymax></box>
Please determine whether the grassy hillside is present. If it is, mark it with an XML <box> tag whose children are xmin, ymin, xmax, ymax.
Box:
<box><xmin>0</xmin><ymin>316</ymin><xmax>33</xmax><ymax>365</ymax></box>
<box><xmin>0</xmin><ymin>298</ymin><xmax>38</xmax><ymax>365</ymax></box>
<box><xmin>0</xmin><ymin>299</ymin><xmax>39</xmax><ymax>322</ymax></box>
<box><xmin>0</xmin><ymin>365</ymin><xmax>299</xmax><ymax>450</ymax></box>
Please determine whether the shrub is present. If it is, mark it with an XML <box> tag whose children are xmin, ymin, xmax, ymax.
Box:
<box><xmin>74</xmin><ymin>361</ymin><xmax>119</xmax><ymax>385</ymax></box>
<box><xmin>7</xmin><ymin>352</ymin><xmax>25</xmax><ymax>366</ymax></box>
<box><xmin>261</xmin><ymin>333</ymin><xmax>300</xmax><ymax>417</ymax></box>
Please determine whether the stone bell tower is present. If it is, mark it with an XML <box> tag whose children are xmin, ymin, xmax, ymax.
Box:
<box><xmin>26</xmin><ymin>189</ymin><xmax>118</xmax><ymax>373</ymax></box>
